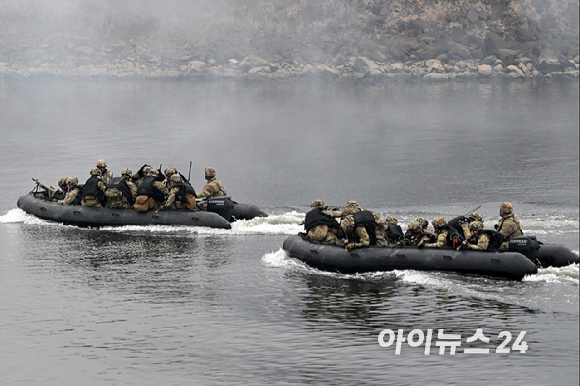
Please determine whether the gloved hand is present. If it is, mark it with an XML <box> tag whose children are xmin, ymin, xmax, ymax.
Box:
<box><xmin>159</xmin><ymin>205</ymin><xmax>166</xmax><ymax>211</ymax></box>
<box><xmin>346</xmin><ymin>243</ymin><xmax>355</xmax><ymax>251</ymax></box>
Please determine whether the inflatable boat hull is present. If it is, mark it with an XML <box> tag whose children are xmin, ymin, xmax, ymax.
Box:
<box><xmin>283</xmin><ymin>235</ymin><xmax>540</xmax><ymax>280</ymax></box>
<box><xmin>18</xmin><ymin>193</ymin><xmax>232</xmax><ymax>229</ymax></box>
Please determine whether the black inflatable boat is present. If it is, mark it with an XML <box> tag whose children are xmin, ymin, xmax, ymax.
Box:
<box><xmin>17</xmin><ymin>192</ymin><xmax>267</xmax><ymax>229</ymax></box>
<box><xmin>283</xmin><ymin>234</ymin><xmax>578</xmax><ymax>280</ymax></box>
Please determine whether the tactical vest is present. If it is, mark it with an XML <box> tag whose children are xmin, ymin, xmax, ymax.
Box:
<box><xmin>304</xmin><ymin>208</ymin><xmax>341</xmax><ymax>232</ymax></box>
<box><xmin>475</xmin><ymin>229</ymin><xmax>507</xmax><ymax>250</ymax></box>
<box><xmin>385</xmin><ymin>224</ymin><xmax>404</xmax><ymax>241</ymax></box>
<box><xmin>71</xmin><ymin>187</ymin><xmax>83</xmax><ymax>206</ymax></box>
<box><xmin>82</xmin><ymin>176</ymin><xmax>105</xmax><ymax>204</ymax></box>
<box><xmin>175</xmin><ymin>181</ymin><xmax>197</xmax><ymax>202</ymax></box>
<box><xmin>107</xmin><ymin>177</ymin><xmax>135</xmax><ymax>205</ymax></box>
<box><xmin>497</xmin><ymin>215</ymin><xmax>523</xmax><ymax>237</ymax></box>
<box><xmin>353</xmin><ymin>210</ymin><xmax>377</xmax><ymax>246</ymax></box>
<box><xmin>137</xmin><ymin>177</ymin><xmax>166</xmax><ymax>202</ymax></box>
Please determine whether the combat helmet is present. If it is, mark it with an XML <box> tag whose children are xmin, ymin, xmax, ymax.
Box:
<box><xmin>385</xmin><ymin>215</ymin><xmax>398</xmax><ymax>225</ymax></box>
<box><xmin>469</xmin><ymin>220</ymin><xmax>483</xmax><ymax>231</ymax></box>
<box><xmin>58</xmin><ymin>177</ymin><xmax>68</xmax><ymax>189</ymax></box>
<box><xmin>205</xmin><ymin>167</ymin><xmax>216</xmax><ymax>177</ymax></box>
<box><xmin>67</xmin><ymin>177</ymin><xmax>79</xmax><ymax>186</ymax></box>
<box><xmin>90</xmin><ymin>168</ymin><xmax>102</xmax><ymax>176</ymax></box>
<box><xmin>96</xmin><ymin>159</ymin><xmax>107</xmax><ymax>168</ymax></box>
<box><xmin>121</xmin><ymin>169</ymin><xmax>132</xmax><ymax>178</ymax></box>
<box><xmin>164</xmin><ymin>168</ymin><xmax>177</xmax><ymax>178</ymax></box>
<box><xmin>341</xmin><ymin>215</ymin><xmax>355</xmax><ymax>233</ymax></box>
<box><xmin>408</xmin><ymin>220</ymin><xmax>422</xmax><ymax>233</ymax></box>
<box><xmin>416</xmin><ymin>217</ymin><xmax>429</xmax><ymax>229</ymax></box>
<box><xmin>311</xmin><ymin>199</ymin><xmax>325</xmax><ymax>209</ymax></box>
<box><xmin>500</xmin><ymin>202</ymin><xmax>513</xmax><ymax>216</ymax></box>
<box><xmin>147</xmin><ymin>168</ymin><xmax>159</xmax><ymax>177</ymax></box>
<box><xmin>469</xmin><ymin>212</ymin><xmax>483</xmax><ymax>223</ymax></box>
<box><xmin>170</xmin><ymin>173</ymin><xmax>182</xmax><ymax>184</ymax></box>
<box><xmin>432</xmin><ymin>217</ymin><xmax>447</xmax><ymax>230</ymax></box>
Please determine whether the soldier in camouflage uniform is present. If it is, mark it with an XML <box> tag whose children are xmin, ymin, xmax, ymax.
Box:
<box><xmin>304</xmin><ymin>199</ymin><xmax>344</xmax><ymax>246</ymax></box>
<box><xmin>57</xmin><ymin>177</ymin><xmax>69</xmax><ymax>194</ymax></box>
<box><xmin>197</xmin><ymin>167</ymin><xmax>228</xmax><ymax>210</ymax></box>
<box><xmin>82</xmin><ymin>168</ymin><xmax>107</xmax><ymax>207</ymax></box>
<box><xmin>385</xmin><ymin>216</ymin><xmax>399</xmax><ymax>225</ymax></box>
<box><xmin>400</xmin><ymin>220</ymin><xmax>431</xmax><ymax>246</ymax></box>
<box><xmin>341</xmin><ymin>201</ymin><xmax>389</xmax><ymax>246</ymax></box>
<box><xmin>96</xmin><ymin>159</ymin><xmax>113</xmax><ymax>185</ymax></box>
<box><xmin>411</xmin><ymin>217</ymin><xmax>437</xmax><ymax>240</ymax></box>
<box><xmin>463</xmin><ymin>221</ymin><xmax>490</xmax><ymax>250</ymax></box>
<box><xmin>341</xmin><ymin>214</ymin><xmax>371</xmax><ymax>250</ymax></box>
<box><xmin>425</xmin><ymin>217</ymin><xmax>449</xmax><ymax>248</ymax></box>
<box><xmin>58</xmin><ymin>177</ymin><xmax>82</xmax><ymax>205</ymax></box>
<box><xmin>496</xmin><ymin>202</ymin><xmax>523</xmax><ymax>249</ymax></box>
<box><xmin>105</xmin><ymin>169</ymin><xmax>137</xmax><ymax>209</ymax></box>
<box><xmin>161</xmin><ymin>173</ymin><xmax>197</xmax><ymax>210</ymax></box>
<box><xmin>134</xmin><ymin>169</ymin><xmax>169</xmax><ymax>211</ymax></box>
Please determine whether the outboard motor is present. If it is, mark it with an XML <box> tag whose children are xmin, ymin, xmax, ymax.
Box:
<box><xmin>509</xmin><ymin>235</ymin><xmax>540</xmax><ymax>263</ymax></box>
<box><xmin>207</xmin><ymin>196</ymin><xmax>234</xmax><ymax>222</ymax></box>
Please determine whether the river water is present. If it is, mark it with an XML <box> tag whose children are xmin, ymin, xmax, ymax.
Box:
<box><xmin>0</xmin><ymin>79</ymin><xmax>578</xmax><ymax>385</ymax></box>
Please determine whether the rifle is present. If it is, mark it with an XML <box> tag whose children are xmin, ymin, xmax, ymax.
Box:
<box><xmin>31</xmin><ymin>178</ymin><xmax>57</xmax><ymax>200</ymax></box>
<box><xmin>464</xmin><ymin>205</ymin><xmax>482</xmax><ymax>220</ymax></box>
<box><xmin>188</xmin><ymin>161</ymin><xmax>192</xmax><ymax>182</ymax></box>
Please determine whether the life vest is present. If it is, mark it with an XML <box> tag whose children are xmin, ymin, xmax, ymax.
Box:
<box><xmin>137</xmin><ymin>177</ymin><xmax>166</xmax><ymax>202</ymax></box>
<box><xmin>82</xmin><ymin>176</ymin><xmax>105</xmax><ymax>204</ymax></box>
<box><xmin>304</xmin><ymin>208</ymin><xmax>341</xmax><ymax>232</ymax></box>
<box><xmin>385</xmin><ymin>224</ymin><xmax>404</xmax><ymax>241</ymax></box>
<box><xmin>107</xmin><ymin>177</ymin><xmax>135</xmax><ymax>205</ymax></box>
<box><xmin>353</xmin><ymin>210</ymin><xmax>377</xmax><ymax>246</ymax></box>
<box><xmin>478</xmin><ymin>229</ymin><xmax>507</xmax><ymax>250</ymax></box>
<box><xmin>175</xmin><ymin>181</ymin><xmax>197</xmax><ymax>202</ymax></box>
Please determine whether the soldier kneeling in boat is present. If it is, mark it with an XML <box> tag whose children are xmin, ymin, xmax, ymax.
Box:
<box><xmin>462</xmin><ymin>221</ymin><xmax>490</xmax><ymax>250</ymax></box>
<box><xmin>496</xmin><ymin>202</ymin><xmax>524</xmax><ymax>250</ymax></box>
<box><xmin>399</xmin><ymin>221</ymin><xmax>433</xmax><ymax>247</ymax></box>
<box><xmin>57</xmin><ymin>177</ymin><xmax>82</xmax><ymax>205</ymax></box>
<box><xmin>105</xmin><ymin>169</ymin><xmax>137</xmax><ymax>209</ymax></box>
<box><xmin>82</xmin><ymin>168</ymin><xmax>107</xmax><ymax>207</ymax></box>
<box><xmin>134</xmin><ymin>169</ymin><xmax>169</xmax><ymax>211</ymax></box>
<box><xmin>424</xmin><ymin>217</ymin><xmax>449</xmax><ymax>248</ymax></box>
<box><xmin>304</xmin><ymin>200</ymin><xmax>344</xmax><ymax>247</ymax></box>
<box><xmin>341</xmin><ymin>201</ymin><xmax>391</xmax><ymax>247</ymax></box>
<box><xmin>160</xmin><ymin>173</ymin><xmax>197</xmax><ymax>211</ymax></box>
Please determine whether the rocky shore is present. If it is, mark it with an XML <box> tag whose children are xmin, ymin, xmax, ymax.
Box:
<box><xmin>1</xmin><ymin>0</ymin><xmax>578</xmax><ymax>82</ymax></box>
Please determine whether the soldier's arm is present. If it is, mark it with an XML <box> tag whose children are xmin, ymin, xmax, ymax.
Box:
<box><xmin>426</xmin><ymin>231</ymin><xmax>447</xmax><ymax>247</ymax></box>
<box><xmin>197</xmin><ymin>182</ymin><xmax>217</xmax><ymax>199</ymax></box>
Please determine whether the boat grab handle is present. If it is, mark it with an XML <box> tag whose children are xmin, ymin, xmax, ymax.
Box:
<box><xmin>310</xmin><ymin>250</ymin><xmax>319</xmax><ymax>254</ymax></box>
<box><xmin>443</xmin><ymin>255</ymin><xmax>453</xmax><ymax>260</ymax></box>
<box><xmin>73</xmin><ymin>211</ymin><xmax>81</xmax><ymax>215</ymax></box>
<box><xmin>491</xmin><ymin>258</ymin><xmax>501</xmax><ymax>263</ymax></box>
<box><xmin>396</xmin><ymin>254</ymin><xmax>405</xmax><ymax>258</ymax></box>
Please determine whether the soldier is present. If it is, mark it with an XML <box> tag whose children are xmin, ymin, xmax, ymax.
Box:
<box><xmin>57</xmin><ymin>177</ymin><xmax>69</xmax><ymax>194</ymax></box>
<box><xmin>58</xmin><ymin>177</ymin><xmax>82</xmax><ymax>205</ymax></box>
<box><xmin>385</xmin><ymin>215</ymin><xmax>399</xmax><ymax>225</ymax></box>
<box><xmin>134</xmin><ymin>169</ymin><xmax>169</xmax><ymax>211</ymax></box>
<box><xmin>341</xmin><ymin>201</ymin><xmax>389</xmax><ymax>246</ymax></box>
<box><xmin>462</xmin><ymin>221</ymin><xmax>490</xmax><ymax>250</ymax></box>
<box><xmin>160</xmin><ymin>173</ymin><xmax>197</xmax><ymax>210</ymax></box>
<box><xmin>105</xmin><ymin>169</ymin><xmax>137</xmax><ymax>209</ymax></box>
<box><xmin>425</xmin><ymin>217</ymin><xmax>449</xmax><ymax>248</ymax></box>
<box><xmin>82</xmin><ymin>168</ymin><xmax>107</xmax><ymax>207</ymax></box>
<box><xmin>197</xmin><ymin>167</ymin><xmax>228</xmax><ymax>210</ymax></box>
<box><xmin>409</xmin><ymin>217</ymin><xmax>437</xmax><ymax>240</ymax></box>
<box><xmin>341</xmin><ymin>214</ymin><xmax>370</xmax><ymax>250</ymax></box>
<box><xmin>96</xmin><ymin>159</ymin><xmax>113</xmax><ymax>185</ymax></box>
<box><xmin>400</xmin><ymin>220</ymin><xmax>431</xmax><ymax>246</ymax></box>
<box><xmin>133</xmin><ymin>165</ymin><xmax>152</xmax><ymax>187</ymax></box>
<box><xmin>303</xmin><ymin>199</ymin><xmax>344</xmax><ymax>246</ymax></box>
<box><xmin>163</xmin><ymin>168</ymin><xmax>179</xmax><ymax>190</ymax></box>
<box><xmin>496</xmin><ymin>202</ymin><xmax>523</xmax><ymax>249</ymax></box>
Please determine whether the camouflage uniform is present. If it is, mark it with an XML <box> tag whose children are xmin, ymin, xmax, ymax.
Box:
<box><xmin>465</xmin><ymin>222</ymin><xmax>491</xmax><ymax>250</ymax></box>
<box><xmin>341</xmin><ymin>214</ymin><xmax>370</xmax><ymax>250</ymax></box>
<box><xmin>134</xmin><ymin>169</ymin><xmax>169</xmax><ymax>211</ymax></box>
<box><xmin>400</xmin><ymin>221</ymin><xmax>431</xmax><ymax>246</ymax></box>
<box><xmin>106</xmin><ymin>169</ymin><xmax>137</xmax><ymax>209</ymax></box>
<box><xmin>161</xmin><ymin>174</ymin><xmax>197</xmax><ymax>210</ymax></box>
<box><xmin>197</xmin><ymin>167</ymin><xmax>228</xmax><ymax>210</ymax></box>
<box><xmin>415</xmin><ymin>217</ymin><xmax>438</xmax><ymax>239</ymax></box>
<box><xmin>57</xmin><ymin>177</ymin><xmax>69</xmax><ymax>194</ymax></box>
<box><xmin>96</xmin><ymin>159</ymin><xmax>113</xmax><ymax>185</ymax></box>
<box><xmin>58</xmin><ymin>177</ymin><xmax>81</xmax><ymax>205</ymax></box>
<box><xmin>425</xmin><ymin>217</ymin><xmax>449</xmax><ymax>248</ymax></box>
<box><xmin>82</xmin><ymin>169</ymin><xmax>107</xmax><ymax>207</ymax></box>
<box><xmin>305</xmin><ymin>200</ymin><xmax>344</xmax><ymax>246</ymax></box>
<box><xmin>496</xmin><ymin>202</ymin><xmax>523</xmax><ymax>249</ymax></box>
<box><xmin>371</xmin><ymin>211</ymin><xmax>389</xmax><ymax>246</ymax></box>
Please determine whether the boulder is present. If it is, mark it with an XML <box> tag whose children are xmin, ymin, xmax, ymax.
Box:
<box><xmin>538</xmin><ymin>58</ymin><xmax>562</xmax><ymax>73</ymax></box>
<box><xmin>466</xmin><ymin>7</ymin><xmax>479</xmax><ymax>23</ymax></box>
<box><xmin>477</xmin><ymin>64</ymin><xmax>493</xmax><ymax>77</ymax></box>
<box><xmin>495</xmin><ymin>49</ymin><xmax>519</xmax><ymax>65</ymax></box>
<box><xmin>389</xmin><ymin>37</ymin><xmax>420</xmax><ymax>60</ymax></box>
<box><xmin>408</xmin><ymin>18</ymin><xmax>432</xmax><ymax>33</ymax></box>
<box><xmin>425</xmin><ymin>59</ymin><xmax>444</xmax><ymax>73</ymax></box>
<box><xmin>239</xmin><ymin>55</ymin><xmax>269</xmax><ymax>72</ymax></box>
<box><xmin>188</xmin><ymin>61</ymin><xmax>207</xmax><ymax>73</ymax></box>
